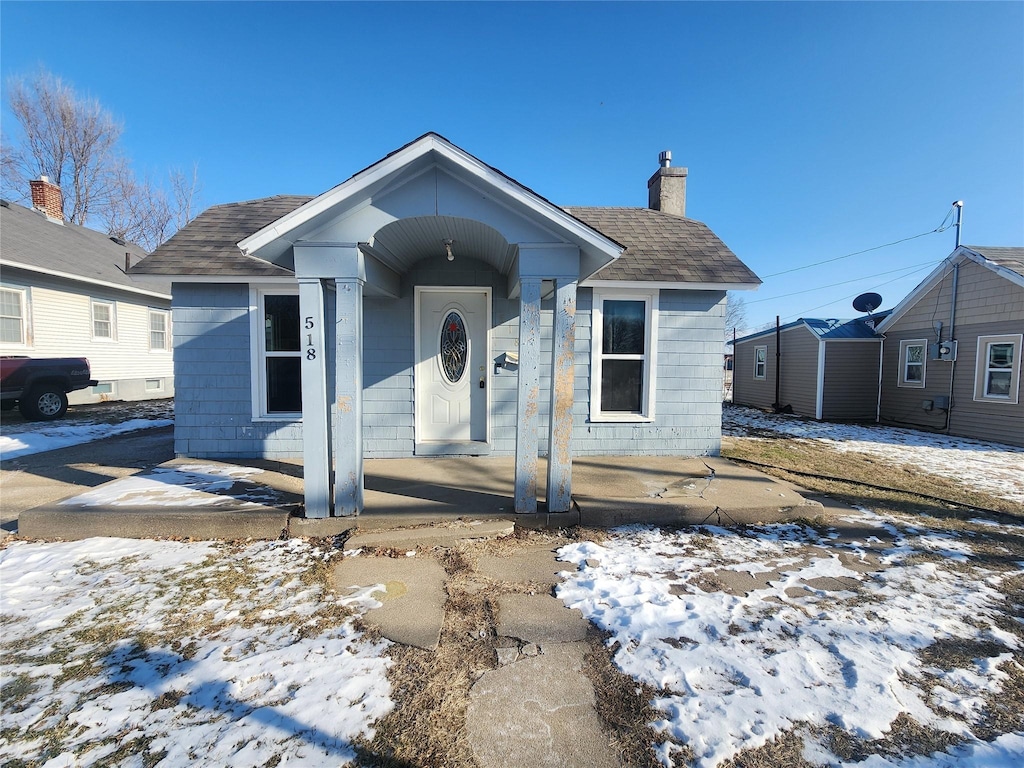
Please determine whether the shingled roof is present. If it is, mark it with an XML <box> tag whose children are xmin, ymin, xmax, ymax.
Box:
<box><xmin>0</xmin><ymin>199</ymin><xmax>170</xmax><ymax>297</ymax></box>
<box><xmin>131</xmin><ymin>196</ymin><xmax>310</xmax><ymax>276</ymax></box>
<box><xmin>968</xmin><ymin>245</ymin><xmax>1024</xmax><ymax>279</ymax></box>
<box><xmin>135</xmin><ymin>195</ymin><xmax>759</xmax><ymax>287</ymax></box>
<box><xmin>565</xmin><ymin>206</ymin><xmax>759</xmax><ymax>285</ymax></box>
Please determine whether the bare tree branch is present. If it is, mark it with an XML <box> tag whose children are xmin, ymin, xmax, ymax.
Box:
<box><xmin>2</xmin><ymin>67</ymin><xmax>200</xmax><ymax>251</ymax></box>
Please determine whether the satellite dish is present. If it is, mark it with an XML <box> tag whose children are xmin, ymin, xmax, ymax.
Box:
<box><xmin>853</xmin><ymin>292</ymin><xmax>883</xmax><ymax>314</ymax></box>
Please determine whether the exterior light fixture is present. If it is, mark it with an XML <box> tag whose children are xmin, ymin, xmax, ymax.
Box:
<box><xmin>444</xmin><ymin>239</ymin><xmax>455</xmax><ymax>262</ymax></box>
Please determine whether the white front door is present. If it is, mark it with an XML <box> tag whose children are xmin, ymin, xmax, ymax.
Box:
<box><xmin>416</xmin><ymin>289</ymin><xmax>489</xmax><ymax>445</ymax></box>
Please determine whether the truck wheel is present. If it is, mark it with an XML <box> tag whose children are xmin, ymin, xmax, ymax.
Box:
<box><xmin>19</xmin><ymin>384</ymin><xmax>68</xmax><ymax>421</ymax></box>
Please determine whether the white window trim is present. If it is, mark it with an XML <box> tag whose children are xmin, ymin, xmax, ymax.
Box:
<box><xmin>898</xmin><ymin>339</ymin><xmax>927</xmax><ymax>388</ymax></box>
<box><xmin>0</xmin><ymin>284</ymin><xmax>31</xmax><ymax>348</ymax></box>
<box><xmin>974</xmin><ymin>333</ymin><xmax>1022</xmax><ymax>404</ymax></box>
<box><xmin>589</xmin><ymin>289</ymin><xmax>659</xmax><ymax>422</ymax></box>
<box><xmin>249</xmin><ymin>285</ymin><xmax>302</xmax><ymax>422</ymax></box>
<box><xmin>754</xmin><ymin>345</ymin><xmax>767</xmax><ymax>380</ymax></box>
<box><xmin>91</xmin><ymin>299</ymin><xmax>117</xmax><ymax>342</ymax></box>
<box><xmin>148</xmin><ymin>309</ymin><xmax>170</xmax><ymax>352</ymax></box>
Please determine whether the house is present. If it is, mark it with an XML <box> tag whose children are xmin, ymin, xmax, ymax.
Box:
<box><xmin>0</xmin><ymin>179</ymin><xmax>174</xmax><ymax>404</ymax></box>
<box><xmin>131</xmin><ymin>134</ymin><xmax>760</xmax><ymax>517</ymax></box>
<box><xmin>732</xmin><ymin>314</ymin><xmax>888</xmax><ymax>421</ymax></box>
<box><xmin>875</xmin><ymin>245</ymin><xmax>1023</xmax><ymax>447</ymax></box>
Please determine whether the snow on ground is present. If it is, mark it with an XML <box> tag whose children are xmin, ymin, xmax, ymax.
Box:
<box><xmin>0</xmin><ymin>538</ymin><xmax>391</xmax><ymax>766</ymax></box>
<box><xmin>62</xmin><ymin>463</ymin><xmax>281</xmax><ymax>508</ymax></box>
<box><xmin>723</xmin><ymin>404</ymin><xmax>1024</xmax><ymax>505</ymax></box>
<box><xmin>558</xmin><ymin>510</ymin><xmax>1024</xmax><ymax>768</ymax></box>
<box><xmin>0</xmin><ymin>399</ymin><xmax>174</xmax><ymax>461</ymax></box>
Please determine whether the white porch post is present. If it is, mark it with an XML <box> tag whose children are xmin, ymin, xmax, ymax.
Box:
<box><xmin>297</xmin><ymin>277</ymin><xmax>331</xmax><ymax>518</ymax></box>
<box><xmin>546</xmin><ymin>277</ymin><xmax>577</xmax><ymax>512</ymax></box>
<box><xmin>514</xmin><ymin>277</ymin><xmax>542</xmax><ymax>514</ymax></box>
<box><xmin>334</xmin><ymin>277</ymin><xmax>364</xmax><ymax>516</ymax></box>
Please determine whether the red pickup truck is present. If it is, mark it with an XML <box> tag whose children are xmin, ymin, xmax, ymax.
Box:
<box><xmin>0</xmin><ymin>356</ymin><xmax>98</xmax><ymax>421</ymax></box>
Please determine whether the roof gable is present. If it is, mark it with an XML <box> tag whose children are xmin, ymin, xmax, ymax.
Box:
<box><xmin>237</xmin><ymin>132</ymin><xmax>623</xmax><ymax>280</ymax></box>
<box><xmin>875</xmin><ymin>245</ymin><xmax>1024</xmax><ymax>332</ymax></box>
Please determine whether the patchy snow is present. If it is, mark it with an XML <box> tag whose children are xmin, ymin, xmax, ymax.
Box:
<box><xmin>0</xmin><ymin>417</ymin><xmax>173</xmax><ymax>461</ymax></box>
<box><xmin>557</xmin><ymin>510</ymin><xmax>1024</xmax><ymax>768</ymax></box>
<box><xmin>61</xmin><ymin>463</ymin><xmax>278</xmax><ymax>508</ymax></box>
<box><xmin>0</xmin><ymin>537</ymin><xmax>391</xmax><ymax>766</ymax></box>
<box><xmin>723</xmin><ymin>404</ymin><xmax>1024</xmax><ymax>504</ymax></box>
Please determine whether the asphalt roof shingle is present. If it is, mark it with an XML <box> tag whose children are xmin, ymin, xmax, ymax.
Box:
<box><xmin>0</xmin><ymin>200</ymin><xmax>169</xmax><ymax>296</ymax></box>
<box><xmin>966</xmin><ymin>245</ymin><xmax>1024</xmax><ymax>279</ymax></box>
<box><xmin>134</xmin><ymin>196</ymin><xmax>760</xmax><ymax>287</ymax></box>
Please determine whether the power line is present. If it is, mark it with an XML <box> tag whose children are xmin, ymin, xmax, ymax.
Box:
<box><xmin>746</xmin><ymin>259</ymin><xmax>937</xmax><ymax>305</ymax></box>
<box><xmin>781</xmin><ymin>262</ymin><xmax>937</xmax><ymax>321</ymax></box>
<box><xmin>760</xmin><ymin>206</ymin><xmax>957</xmax><ymax>279</ymax></box>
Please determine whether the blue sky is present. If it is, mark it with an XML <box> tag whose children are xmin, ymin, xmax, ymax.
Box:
<box><xmin>2</xmin><ymin>1</ymin><xmax>1021</xmax><ymax>332</ymax></box>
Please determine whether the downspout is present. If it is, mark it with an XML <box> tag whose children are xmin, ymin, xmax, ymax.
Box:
<box><xmin>815</xmin><ymin>339</ymin><xmax>825</xmax><ymax>420</ymax></box>
<box><xmin>876</xmin><ymin>333</ymin><xmax>885</xmax><ymax>422</ymax></box>
<box><xmin>773</xmin><ymin>315</ymin><xmax>782</xmax><ymax>411</ymax></box>
<box><xmin>944</xmin><ymin>262</ymin><xmax>959</xmax><ymax>432</ymax></box>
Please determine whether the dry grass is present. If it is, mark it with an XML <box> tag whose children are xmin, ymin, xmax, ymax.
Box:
<box><xmin>722</xmin><ymin>436</ymin><xmax>1021</xmax><ymax>519</ymax></box>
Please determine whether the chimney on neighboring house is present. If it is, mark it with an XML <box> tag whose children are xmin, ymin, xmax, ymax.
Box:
<box><xmin>29</xmin><ymin>175</ymin><xmax>63</xmax><ymax>222</ymax></box>
<box><xmin>647</xmin><ymin>150</ymin><xmax>687</xmax><ymax>217</ymax></box>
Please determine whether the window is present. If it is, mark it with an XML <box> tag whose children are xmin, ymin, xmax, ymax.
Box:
<box><xmin>974</xmin><ymin>334</ymin><xmax>1022</xmax><ymax>404</ymax></box>
<box><xmin>898</xmin><ymin>339</ymin><xmax>926</xmax><ymax>388</ymax></box>
<box><xmin>145</xmin><ymin>379</ymin><xmax>163</xmax><ymax>392</ymax></box>
<box><xmin>0</xmin><ymin>286</ymin><xmax>28</xmax><ymax>345</ymax></box>
<box><xmin>93</xmin><ymin>382</ymin><xmax>115</xmax><ymax>395</ymax></box>
<box><xmin>754</xmin><ymin>346</ymin><xmax>767</xmax><ymax>379</ymax></box>
<box><xmin>590</xmin><ymin>291</ymin><xmax>658</xmax><ymax>420</ymax></box>
<box><xmin>149</xmin><ymin>309</ymin><xmax>169</xmax><ymax>351</ymax></box>
<box><xmin>92</xmin><ymin>300</ymin><xmax>116</xmax><ymax>340</ymax></box>
<box><xmin>253</xmin><ymin>290</ymin><xmax>302</xmax><ymax>418</ymax></box>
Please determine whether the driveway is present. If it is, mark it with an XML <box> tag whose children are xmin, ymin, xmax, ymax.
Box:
<box><xmin>0</xmin><ymin>401</ymin><xmax>174</xmax><ymax>530</ymax></box>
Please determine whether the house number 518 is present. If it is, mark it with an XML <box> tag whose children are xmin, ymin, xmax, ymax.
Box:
<box><xmin>304</xmin><ymin>316</ymin><xmax>317</xmax><ymax>360</ymax></box>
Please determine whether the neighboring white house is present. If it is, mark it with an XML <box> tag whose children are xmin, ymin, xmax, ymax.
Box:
<box><xmin>132</xmin><ymin>134</ymin><xmax>761</xmax><ymax>517</ymax></box>
<box><xmin>0</xmin><ymin>178</ymin><xmax>174</xmax><ymax>404</ymax></box>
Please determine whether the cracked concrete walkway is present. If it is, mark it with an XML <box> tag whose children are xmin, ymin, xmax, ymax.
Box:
<box><xmin>333</xmin><ymin>535</ymin><xmax>623</xmax><ymax>767</ymax></box>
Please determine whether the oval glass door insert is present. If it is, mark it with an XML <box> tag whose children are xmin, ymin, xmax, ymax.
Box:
<box><xmin>440</xmin><ymin>311</ymin><xmax>468</xmax><ymax>383</ymax></box>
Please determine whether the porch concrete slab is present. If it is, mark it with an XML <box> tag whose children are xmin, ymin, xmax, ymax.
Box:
<box><xmin>466</xmin><ymin>642</ymin><xmax>621</xmax><ymax>768</ymax></box>
<box><xmin>571</xmin><ymin>455</ymin><xmax>822</xmax><ymax>527</ymax></box>
<box><xmin>476</xmin><ymin>543</ymin><xmax>568</xmax><ymax>586</ymax></box>
<box><xmin>17</xmin><ymin>506</ymin><xmax>290</xmax><ymax>541</ymax></box>
<box><xmin>15</xmin><ymin>457</ymin><xmax>302</xmax><ymax>541</ymax></box>
<box><xmin>496</xmin><ymin>594</ymin><xmax>591</xmax><ymax>645</ymax></box>
<box><xmin>345</xmin><ymin>519</ymin><xmax>514</xmax><ymax>550</ymax></box>
<box><xmin>332</xmin><ymin>555</ymin><xmax>448</xmax><ymax>651</ymax></box>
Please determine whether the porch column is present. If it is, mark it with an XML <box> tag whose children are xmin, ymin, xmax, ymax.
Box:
<box><xmin>298</xmin><ymin>277</ymin><xmax>331</xmax><ymax>519</ymax></box>
<box><xmin>334</xmin><ymin>277</ymin><xmax>364</xmax><ymax>516</ymax></box>
<box><xmin>546</xmin><ymin>278</ymin><xmax>577</xmax><ymax>512</ymax></box>
<box><xmin>514</xmin><ymin>277</ymin><xmax>542</xmax><ymax>514</ymax></box>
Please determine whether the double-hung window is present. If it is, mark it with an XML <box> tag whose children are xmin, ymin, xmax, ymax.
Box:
<box><xmin>92</xmin><ymin>300</ymin><xmax>116</xmax><ymax>341</ymax></box>
<box><xmin>590</xmin><ymin>291</ymin><xmax>658</xmax><ymax>421</ymax></box>
<box><xmin>898</xmin><ymin>339</ymin><xmax>926</xmax><ymax>388</ymax></box>
<box><xmin>754</xmin><ymin>346</ymin><xmax>767</xmax><ymax>379</ymax></box>
<box><xmin>149</xmin><ymin>309</ymin><xmax>169</xmax><ymax>351</ymax></box>
<box><xmin>252</xmin><ymin>289</ymin><xmax>302</xmax><ymax>418</ymax></box>
<box><xmin>974</xmin><ymin>334</ymin><xmax>1021</xmax><ymax>404</ymax></box>
<box><xmin>0</xmin><ymin>286</ymin><xmax>28</xmax><ymax>346</ymax></box>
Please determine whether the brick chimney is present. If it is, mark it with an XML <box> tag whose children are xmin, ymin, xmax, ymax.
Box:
<box><xmin>647</xmin><ymin>150</ymin><xmax>687</xmax><ymax>217</ymax></box>
<box><xmin>29</xmin><ymin>176</ymin><xmax>63</xmax><ymax>222</ymax></box>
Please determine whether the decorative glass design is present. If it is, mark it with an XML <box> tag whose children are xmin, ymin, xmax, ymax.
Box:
<box><xmin>440</xmin><ymin>311</ymin><xmax>468</xmax><ymax>383</ymax></box>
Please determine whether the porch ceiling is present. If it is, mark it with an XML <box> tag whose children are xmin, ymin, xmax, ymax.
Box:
<box><xmin>367</xmin><ymin>215</ymin><xmax>517</xmax><ymax>275</ymax></box>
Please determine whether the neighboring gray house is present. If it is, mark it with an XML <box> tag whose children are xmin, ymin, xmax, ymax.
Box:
<box><xmin>0</xmin><ymin>180</ymin><xmax>174</xmax><ymax>404</ymax></box>
<box><xmin>132</xmin><ymin>134</ymin><xmax>760</xmax><ymax>517</ymax></box>
<box><xmin>732</xmin><ymin>314</ymin><xmax>887</xmax><ymax>421</ymax></box>
<box><xmin>875</xmin><ymin>245</ymin><xmax>1023</xmax><ymax>447</ymax></box>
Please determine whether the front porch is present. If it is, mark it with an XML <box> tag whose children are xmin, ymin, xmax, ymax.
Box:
<box><xmin>18</xmin><ymin>454</ymin><xmax>822</xmax><ymax>540</ymax></box>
